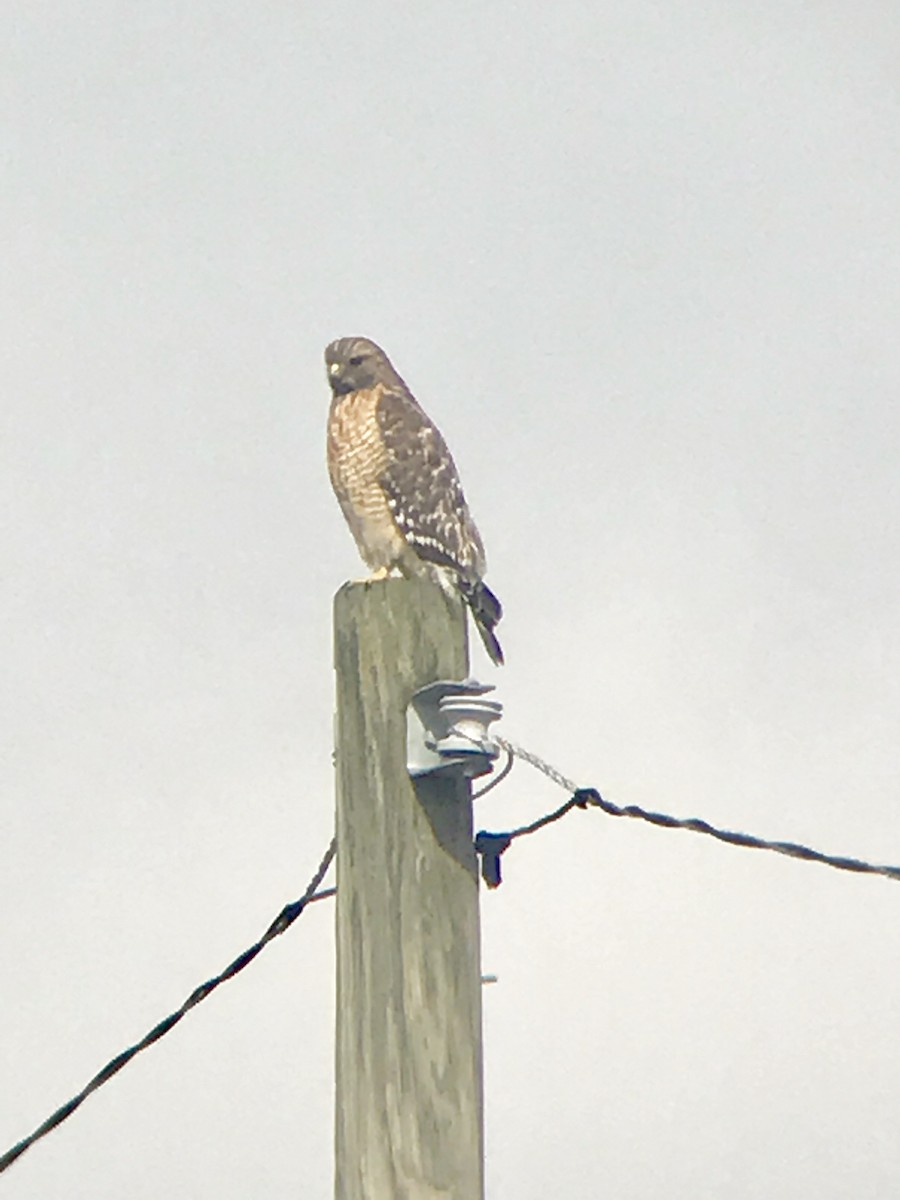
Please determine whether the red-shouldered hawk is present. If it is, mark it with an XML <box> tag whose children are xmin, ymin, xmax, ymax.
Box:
<box><xmin>325</xmin><ymin>336</ymin><xmax>503</xmax><ymax>665</ymax></box>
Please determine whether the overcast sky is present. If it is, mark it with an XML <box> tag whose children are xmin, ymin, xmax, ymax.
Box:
<box><xmin>3</xmin><ymin>2</ymin><xmax>900</xmax><ymax>1196</ymax></box>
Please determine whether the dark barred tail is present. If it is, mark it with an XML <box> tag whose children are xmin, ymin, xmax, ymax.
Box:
<box><xmin>462</xmin><ymin>578</ymin><xmax>504</xmax><ymax>666</ymax></box>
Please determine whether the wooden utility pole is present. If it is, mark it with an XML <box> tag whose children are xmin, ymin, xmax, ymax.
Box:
<box><xmin>333</xmin><ymin>576</ymin><xmax>484</xmax><ymax>1200</ymax></box>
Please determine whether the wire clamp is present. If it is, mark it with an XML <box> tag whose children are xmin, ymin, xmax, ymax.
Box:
<box><xmin>407</xmin><ymin>679</ymin><xmax>503</xmax><ymax>780</ymax></box>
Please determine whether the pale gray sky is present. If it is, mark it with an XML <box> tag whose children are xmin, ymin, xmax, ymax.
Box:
<box><xmin>3</xmin><ymin>2</ymin><xmax>900</xmax><ymax>1196</ymax></box>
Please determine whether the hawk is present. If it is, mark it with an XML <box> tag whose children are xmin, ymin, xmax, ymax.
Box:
<box><xmin>325</xmin><ymin>336</ymin><xmax>503</xmax><ymax>665</ymax></box>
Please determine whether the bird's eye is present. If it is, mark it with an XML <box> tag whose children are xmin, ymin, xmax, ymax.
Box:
<box><xmin>349</xmin><ymin>355</ymin><xmax>364</xmax><ymax>367</ymax></box>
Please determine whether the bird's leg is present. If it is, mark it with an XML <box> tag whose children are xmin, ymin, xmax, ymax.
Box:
<box><xmin>355</xmin><ymin>565</ymin><xmax>401</xmax><ymax>583</ymax></box>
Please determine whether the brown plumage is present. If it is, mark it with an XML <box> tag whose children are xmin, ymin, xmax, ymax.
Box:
<box><xmin>325</xmin><ymin>336</ymin><xmax>503</xmax><ymax>665</ymax></box>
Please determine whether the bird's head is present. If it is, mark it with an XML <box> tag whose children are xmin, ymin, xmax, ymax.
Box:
<box><xmin>325</xmin><ymin>337</ymin><xmax>400</xmax><ymax>396</ymax></box>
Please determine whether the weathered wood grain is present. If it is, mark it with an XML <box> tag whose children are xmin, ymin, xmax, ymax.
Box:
<box><xmin>333</xmin><ymin>576</ymin><xmax>484</xmax><ymax>1200</ymax></box>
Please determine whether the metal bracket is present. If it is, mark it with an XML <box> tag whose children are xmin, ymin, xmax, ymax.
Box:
<box><xmin>407</xmin><ymin>679</ymin><xmax>503</xmax><ymax>781</ymax></box>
